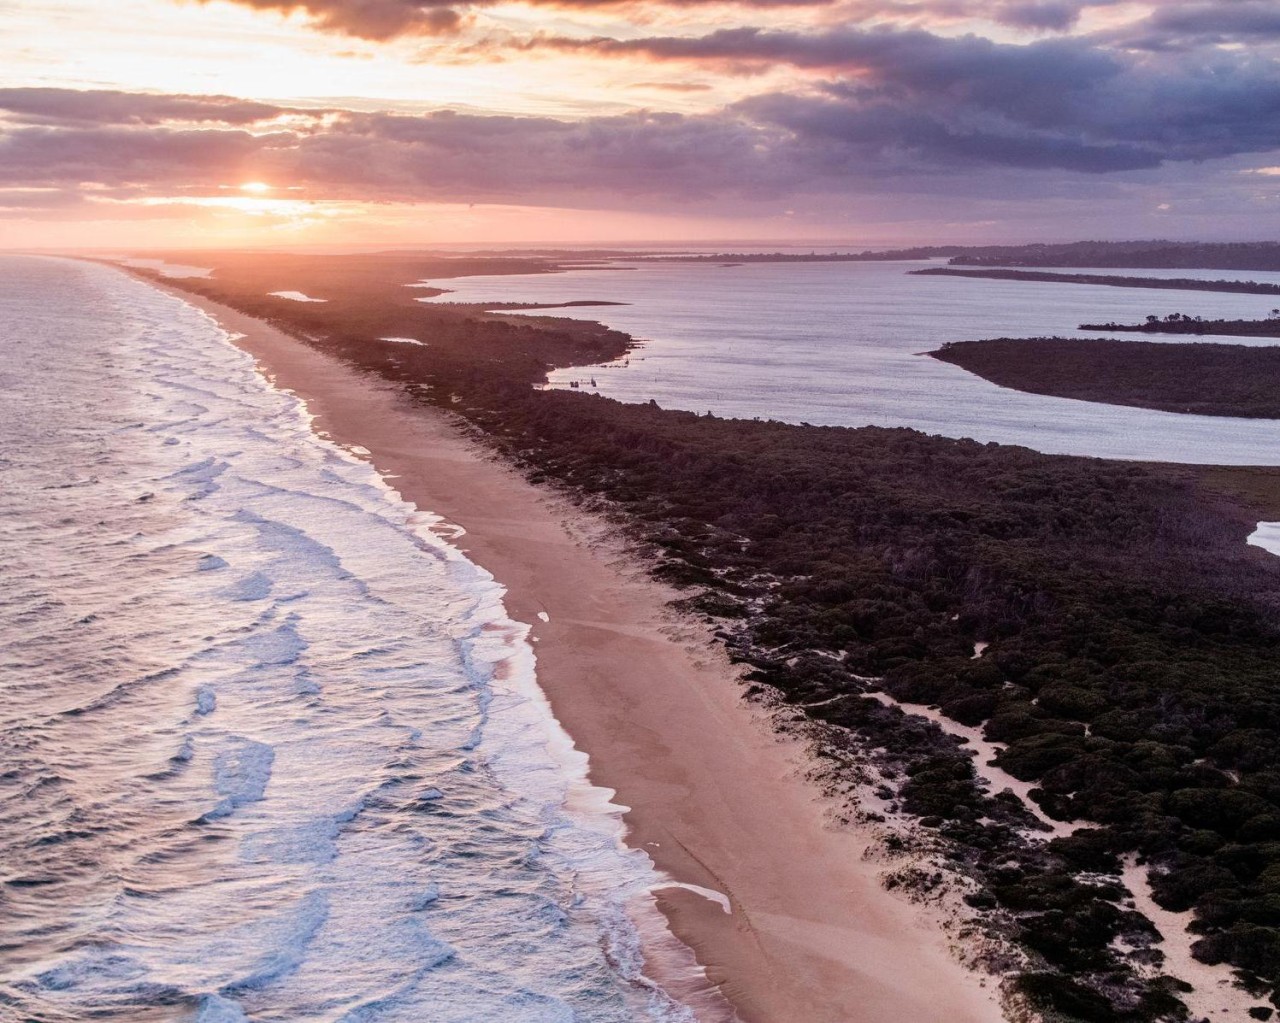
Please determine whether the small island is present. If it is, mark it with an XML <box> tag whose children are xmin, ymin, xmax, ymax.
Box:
<box><xmin>932</xmin><ymin>336</ymin><xmax>1280</xmax><ymax>418</ymax></box>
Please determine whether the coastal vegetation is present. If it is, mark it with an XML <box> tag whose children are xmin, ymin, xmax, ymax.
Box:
<box><xmin>649</xmin><ymin>248</ymin><xmax>956</xmax><ymax>262</ymax></box>
<box><xmin>938</xmin><ymin>242</ymin><xmax>1280</xmax><ymax>273</ymax></box>
<box><xmin>660</xmin><ymin>241</ymin><xmax>1280</xmax><ymax>272</ymax></box>
<box><xmin>147</xmin><ymin>251</ymin><xmax>1280</xmax><ymax>1021</ymax></box>
<box><xmin>1077</xmin><ymin>313</ymin><xmax>1280</xmax><ymax>339</ymax></box>
<box><xmin>910</xmin><ymin>267</ymin><xmax>1280</xmax><ymax>296</ymax></box>
<box><xmin>933</xmin><ymin>338</ymin><xmax>1280</xmax><ymax>419</ymax></box>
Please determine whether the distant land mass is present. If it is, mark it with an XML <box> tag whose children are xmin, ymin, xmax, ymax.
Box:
<box><xmin>648</xmin><ymin>248</ymin><xmax>954</xmax><ymax>262</ymax></box>
<box><xmin>932</xmin><ymin>337</ymin><xmax>1280</xmax><ymax>418</ymax></box>
<box><xmin>940</xmin><ymin>240</ymin><xmax>1280</xmax><ymax>272</ymax></box>
<box><xmin>652</xmin><ymin>240</ymin><xmax>1280</xmax><ymax>272</ymax></box>
<box><xmin>910</xmin><ymin>267</ymin><xmax>1280</xmax><ymax>295</ymax></box>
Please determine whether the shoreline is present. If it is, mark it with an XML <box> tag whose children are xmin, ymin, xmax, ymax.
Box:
<box><xmin>931</xmin><ymin>336</ymin><xmax>1280</xmax><ymax>421</ymax></box>
<box><xmin>143</xmin><ymin>275</ymin><xmax>1005</xmax><ymax>1022</ymax></box>
<box><xmin>910</xmin><ymin>266</ymin><xmax>1280</xmax><ymax>295</ymax></box>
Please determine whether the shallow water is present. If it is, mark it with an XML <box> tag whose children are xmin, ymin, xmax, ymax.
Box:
<box><xmin>434</xmin><ymin>259</ymin><xmax>1280</xmax><ymax>464</ymax></box>
<box><xmin>0</xmin><ymin>257</ymin><xmax>696</xmax><ymax>1022</ymax></box>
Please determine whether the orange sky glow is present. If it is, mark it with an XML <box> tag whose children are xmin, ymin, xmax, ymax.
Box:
<box><xmin>3</xmin><ymin>0</ymin><xmax>1280</xmax><ymax>248</ymax></box>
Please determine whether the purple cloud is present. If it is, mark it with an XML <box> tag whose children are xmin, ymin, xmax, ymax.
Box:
<box><xmin>0</xmin><ymin>88</ymin><xmax>299</xmax><ymax>126</ymax></box>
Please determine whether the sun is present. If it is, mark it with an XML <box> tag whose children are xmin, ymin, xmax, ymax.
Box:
<box><xmin>239</xmin><ymin>181</ymin><xmax>273</xmax><ymax>194</ymax></box>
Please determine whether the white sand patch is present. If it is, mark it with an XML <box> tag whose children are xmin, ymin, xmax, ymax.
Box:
<box><xmin>1121</xmin><ymin>856</ymin><xmax>1255</xmax><ymax>1019</ymax></box>
<box><xmin>269</xmin><ymin>291</ymin><xmax>327</xmax><ymax>303</ymax></box>
<box><xmin>866</xmin><ymin>691</ymin><xmax>1083</xmax><ymax>838</ymax></box>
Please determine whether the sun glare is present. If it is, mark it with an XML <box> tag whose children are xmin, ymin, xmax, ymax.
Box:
<box><xmin>239</xmin><ymin>181</ymin><xmax>273</xmax><ymax>194</ymax></box>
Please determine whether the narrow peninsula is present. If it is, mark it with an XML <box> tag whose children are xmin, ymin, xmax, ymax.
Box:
<box><xmin>932</xmin><ymin>337</ymin><xmax>1280</xmax><ymax>419</ymax></box>
<box><xmin>910</xmin><ymin>267</ymin><xmax>1280</xmax><ymax>296</ymax></box>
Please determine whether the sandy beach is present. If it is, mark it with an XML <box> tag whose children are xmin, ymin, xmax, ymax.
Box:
<box><xmin>155</xmin><ymin>280</ymin><xmax>1005</xmax><ymax>1023</ymax></box>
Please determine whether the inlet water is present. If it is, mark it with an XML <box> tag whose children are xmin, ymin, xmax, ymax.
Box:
<box><xmin>433</xmin><ymin>259</ymin><xmax>1280</xmax><ymax>465</ymax></box>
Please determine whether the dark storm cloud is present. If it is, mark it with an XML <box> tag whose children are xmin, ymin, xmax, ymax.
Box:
<box><xmin>992</xmin><ymin>0</ymin><xmax>1084</xmax><ymax>31</ymax></box>
<box><xmin>520</xmin><ymin>24</ymin><xmax>1280</xmax><ymax>169</ymax></box>
<box><xmin>1103</xmin><ymin>1</ymin><xmax>1280</xmax><ymax>51</ymax></box>
<box><xmin>0</xmin><ymin>88</ymin><xmax>297</xmax><ymax>126</ymax></box>
<box><xmin>522</xmin><ymin>26</ymin><xmax>1120</xmax><ymax>101</ymax></box>
<box><xmin>735</xmin><ymin>91</ymin><xmax>1158</xmax><ymax>173</ymax></box>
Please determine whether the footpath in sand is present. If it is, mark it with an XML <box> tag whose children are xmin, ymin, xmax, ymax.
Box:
<box><xmin>152</xmin><ymin>279</ymin><xmax>1005</xmax><ymax>1023</ymax></box>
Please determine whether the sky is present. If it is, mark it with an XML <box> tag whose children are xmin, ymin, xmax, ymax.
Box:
<box><xmin>2</xmin><ymin>0</ymin><xmax>1280</xmax><ymax>248</ymax></box>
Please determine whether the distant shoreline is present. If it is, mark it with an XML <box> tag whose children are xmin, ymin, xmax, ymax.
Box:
<box><xmin>911</xmin><ymin>266</ymin><xmax>1280</xmax><ymax>295</ymax></box>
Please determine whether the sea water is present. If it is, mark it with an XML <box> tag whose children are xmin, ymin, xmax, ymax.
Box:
<box><xmin>0</xmin><ymin>257</ymin><xmax>699</xmax><ymax>1022</ymax></box>
<box><xmin>432</xmin><ymin>259</ymin><xmax>1280</xmax><ymax>465</ymax></box>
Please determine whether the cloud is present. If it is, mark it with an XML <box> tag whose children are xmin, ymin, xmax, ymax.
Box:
<box><xmin>1103</xmin><ymin>1</ymin><xmax>1280</xmax><ymax>51</ymax></box>
<box><xmin>991</xmin><ymin>0</ymin><xmax>1084</xmax><ymax>31</ymax></box>
<box><xmin>196</xmin><ymin>0</ymin><xmax>464</xmax><ymax>39</ymax></box>
<box><xmin>515</xmin><ymin>24</ymin><xmax>1280</xmax><ymax>168</ymax></box>
<box><xmin>2</xmin><ymin>38</ymin><xmax>1278</xmax><ymax>225</ymax></box>
<box><xmin>0</xmin><ymin>88</ymin><xmax>298</xmax><ymax>126</ymax></box>
<box><xmin>0</xmin><ymin>101</ymin><xmax>794</xmax><ymax>205</ymax></box>
<box><xmin>194</xmin><ymin>0</ymin><xmax>832</xmax><ymax>40</ymax></box>
<box><xmin>736</xmin><ymin>91</ymin><xmax>1158</xmax><ymax>173</ymax></box>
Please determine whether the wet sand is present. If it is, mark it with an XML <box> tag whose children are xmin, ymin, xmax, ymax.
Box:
<box><xmin>153</xmin><ymin>279</ymin><xmax>1005</xmax><ymax>1023</ymax></box>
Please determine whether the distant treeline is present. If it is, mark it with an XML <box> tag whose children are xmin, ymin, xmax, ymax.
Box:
<box><xmin>934</xmin><ymin>337</ymin><xmax>1280</xmax><ymax>418</ymax></box>
<box><xmin>942</xmin><ymin>240</ymin><xmax>1280</xmax><ymax>272</ymax></box>
<box><xmin>649</xmin><ymin>247</ymin><xmax>954</xmax><ymax>263</ymax></box>
<box><xmin>654</xmin><ymin>240</ymin><xmax>1280</xmax><ymax>272</ymax></box>
<box><xmin>150</xmin><ymin>251</ymin><xmax>1280</xmax><ymax>1021</ymax></box>
<box><xmin>912</xmin><ymin>266</ymin><xmax>1280</xmax><ymax>295</ymax></box>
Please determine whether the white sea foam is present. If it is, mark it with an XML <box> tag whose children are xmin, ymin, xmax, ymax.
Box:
<box><xmin>0</xmin><ymin>256</ymin><xmax>702</xmax><ymax>1022</ymax></box>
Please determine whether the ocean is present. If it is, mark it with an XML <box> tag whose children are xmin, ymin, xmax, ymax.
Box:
<box><xmin>0</xmin><ymin>257</ymin><xmax>698</xmax><ymax>1022</ymax></box>
<box><xmin>431</xmin><ymin>258</ymin><xmax>1280</xmax><ymax>465</ymax></box>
